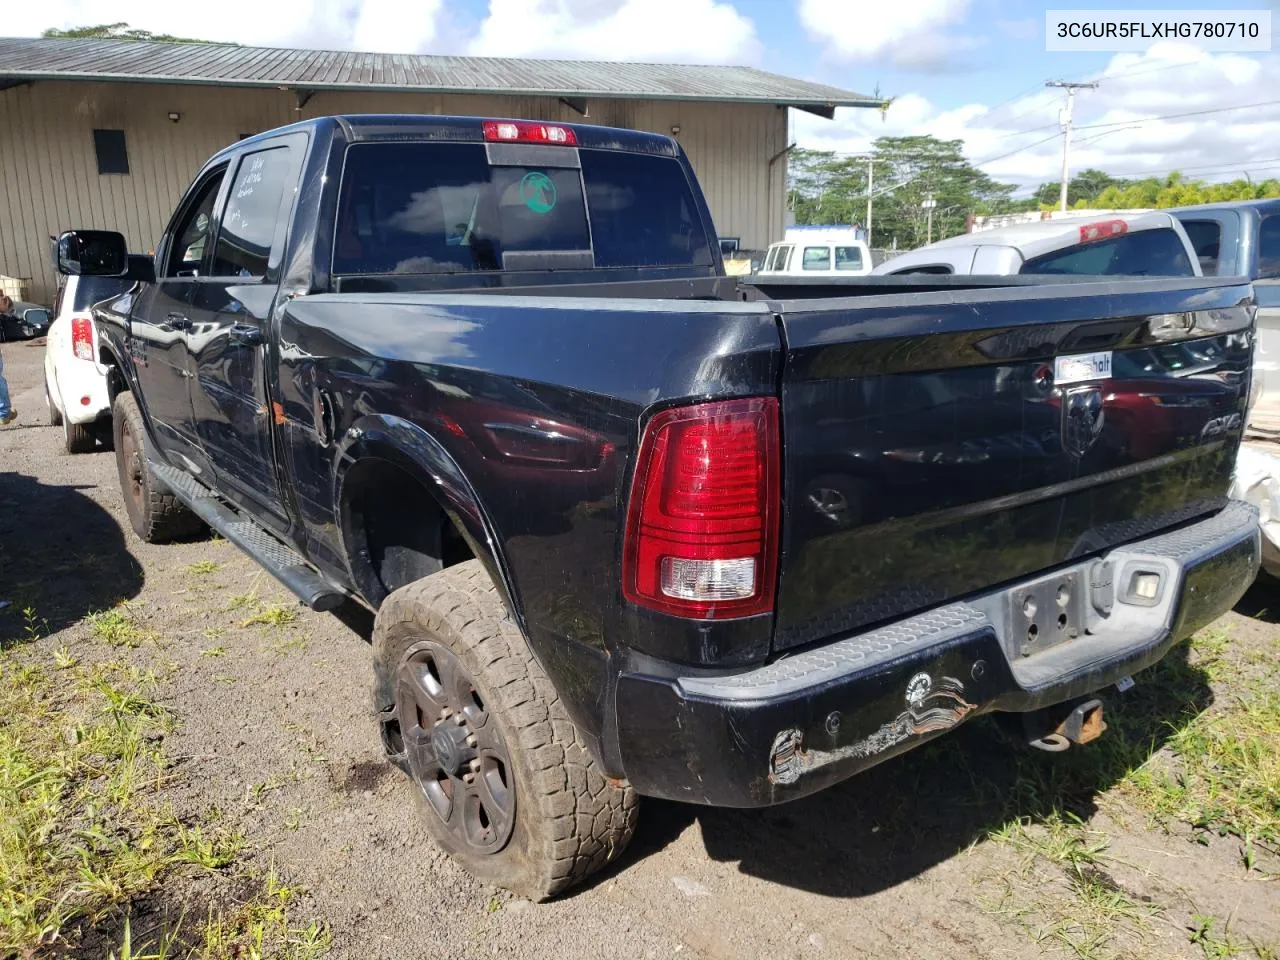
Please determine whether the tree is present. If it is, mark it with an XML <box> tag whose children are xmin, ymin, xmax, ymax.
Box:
<box><xmin>42</xmin><ymin>22</ymin><xmax>229</xmax><ymax>43</ymax></box>
<box><xmin>788</xmin><ymin>135</ymin><xmax>1020</xmax><ymax>248</ymax></box>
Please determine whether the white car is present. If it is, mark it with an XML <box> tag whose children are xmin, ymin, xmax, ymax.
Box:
<box><xmin>758</xmin><ymin>227</ymin><xmax>873</xmax><ymax>278</ymax></box>
<box><xmin>872</xmin><ymin>212</ymin><xmax>1202</xmax><ymax>277</ymax></box>
<box><xmin>44</xmin><ymin>269</ymin><xmax>141</xmax><ymax>453</ymax></box>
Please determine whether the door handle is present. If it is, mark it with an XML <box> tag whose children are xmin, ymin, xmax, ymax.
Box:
<box><xmin>166</xmin><ymin>312</ymin><xmax>191</xmax><ymax>330</ymax></box>
<box><xmin>229</xmin><ymin>323</ymin><xmax>265</xmax><ymax>347</ymax></box>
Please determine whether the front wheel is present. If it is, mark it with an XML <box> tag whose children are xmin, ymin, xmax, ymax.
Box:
<box><xmin>373</xmin><ymin>560</ymin><xmax>639</xmax><ymax>900</ymax></box>
<box><xmin>112</xmin><ymin>391</ymin><xmax>204</xmax><ymax>543</ymax></box>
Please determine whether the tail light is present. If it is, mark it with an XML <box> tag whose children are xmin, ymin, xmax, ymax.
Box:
<box><xmin>71</xmin><ymin>316</ymin><xmax>94</xmax><ymax>361</ymax></box>
<box><xmin>1079</xmin><ymin>219</ymin><xmax>1127</xmax><ymax>243</ymax></box>
<box><xmin>482</xmin><ymin>120</ymin><xmax>577</xmax><ymax>145</ymax></box>
<box><xmin>623</xmin><ymin>397</ymin><xmax>780</xmax><ymax>620</ymax></box>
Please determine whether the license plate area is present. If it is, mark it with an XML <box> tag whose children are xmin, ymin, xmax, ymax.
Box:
<box><xmin>1007</xmin><ymin>570</ymin><xmax>1086</xmax><ymax>658</ymax></box>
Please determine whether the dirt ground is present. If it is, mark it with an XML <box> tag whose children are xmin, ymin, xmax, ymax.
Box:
<box><xmin>2</xmin><ymin>336</ymin><xmax>1277</xmax><ymax>960</ymax></box>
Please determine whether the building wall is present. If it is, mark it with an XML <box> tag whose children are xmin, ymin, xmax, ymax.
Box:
<box><xmin>0</xmin><ymin>80</ymin><xmax>788</xmax><ymax>304</ymax></box>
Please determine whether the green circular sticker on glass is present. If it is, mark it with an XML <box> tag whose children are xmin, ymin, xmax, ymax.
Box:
<box><xmin>519</xmin><ymin>171</ymin><xmax>557</xmax><ymax>214</ymax></box>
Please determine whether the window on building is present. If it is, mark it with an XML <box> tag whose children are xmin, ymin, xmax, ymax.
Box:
<box><xmin>212</xmin><ymin>147</ymin><xmax>294</xmax><ymax>279</ymax></box>
<box><xmin>93</xmin><ymin>129</ymin><xmax>130</xmax><ymax>175</ymax></box>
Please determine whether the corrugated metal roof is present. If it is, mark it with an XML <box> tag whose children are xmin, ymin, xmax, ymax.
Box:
<box><xmin>0</xmin><ymin>37</ymin><xmax>880</xmax><ymax>115</ymax></box>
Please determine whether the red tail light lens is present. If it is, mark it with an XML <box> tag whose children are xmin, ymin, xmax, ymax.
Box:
<box><xmin>71</xmin><ymin>316</ymin><xmax>94</xmax><ymax>361</ymax></box>
<box><xmin>482</xmin><ymin>120</ymin><xmax>577</xmax><ymax>146</ymax></box>
<box><xmin>1079</xmin><ymin>219</ymin><xmax>1128</xmax><ymax>243</ymax></box>
<box><xmin>623</xmin><ymin>397</ymin><xmax>780</xmax><ymax>620</ymax></box>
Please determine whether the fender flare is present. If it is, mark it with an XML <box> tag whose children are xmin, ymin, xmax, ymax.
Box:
<box><xmin>332</xmin><ymin>413</ymin><xmax>522</xmax><ymax>623</ymax></box>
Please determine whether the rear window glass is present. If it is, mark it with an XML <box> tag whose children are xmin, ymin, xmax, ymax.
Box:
<box><xmin>333</xmin><ymin>142</ymin><xmax>711</xmax><ymax>275</ymax></box>
<box><xmin>802</xmin><ymin>246</ymin><xmax>831</xmax><ymax>270</ymax></box>
<box><xmin>1180</xmin><ymin>219</ymin><xmax>1222</xmax><ymax>276</ymax></box>
<box><xmin>1021</xmin><ymin>228</ymin><xmax>1195</xmax><ymax>276</ymax></box>
<box><xmin>1259</xmin><ymin>215</ymin><xmax>1280</xmax><ymax>279</ymax></box>
<box><xmin>835</xmin><ymin>246</ymin><xmax>863</xmax><ymax>271</ymax></box>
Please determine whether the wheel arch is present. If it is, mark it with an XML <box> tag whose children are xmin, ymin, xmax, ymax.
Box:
<box><xmin>333</xmin><ymin>414</ymin><xmax>522</xmax><ymax>624</ymax></box>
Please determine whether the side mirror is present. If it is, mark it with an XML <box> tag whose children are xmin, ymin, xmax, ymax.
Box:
<box><xmin>53</xmin><ymin>230</ymin><xmax>128</xmax><ymax>276</ymax></box>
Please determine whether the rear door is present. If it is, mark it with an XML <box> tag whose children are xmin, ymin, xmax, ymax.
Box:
<box><xmin>186</xmin><ymin>134</ymin><xmax>305</xmax><ymax>528</ymax></box>
<box><xmin>771</xmin><ymin>279</ymin><xmax>1253</xmax><ymax>650</ymax></box>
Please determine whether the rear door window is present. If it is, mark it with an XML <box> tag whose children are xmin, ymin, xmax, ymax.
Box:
<box><xmin>1180</xmin><ymin>219</ymin><xmax>1222</xmax><ymax>275</ymax></box>
<box><xmin>1021</xmin><ymin>228</ymin><xmax>1195</xmax><ymax>276</ymax></box>
<box><xmin>802</xmin><ymin>246</ymin><xmax>832</xmax><ymax>270</ymax></box>
<box><xmin>212</xmin><ymin>146</ymin><xmax>295</xmax><ymax>279</ymax></box>
<box><xmin>1259</xmin><ymin>215</ymin><xmax>1280</xmax><ymax>279</ymax></box>
<box><xmin>333</xmin><ymin>141</ymin><xmax>711</xmax><ymax>275</ymax></box>
<box><xmin>835</xmin><ymin>246</ymin><xmax>863</xmax><ymax>271</ymax></box>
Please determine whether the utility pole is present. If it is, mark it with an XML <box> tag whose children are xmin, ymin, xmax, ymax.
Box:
<box><xmin>1046</xmin><ymin>80</ymin><xmax>1098</xmax><ymax>212</ymax></box>
<box><xmin>865</xmin><ymin>156</ymin><xmax>875</xmax><ymax>247</ymax></box>
<box><xmin>922</xmin><ymin>194</ymin><xmax>937</xmax><ymax>244</ymax></box>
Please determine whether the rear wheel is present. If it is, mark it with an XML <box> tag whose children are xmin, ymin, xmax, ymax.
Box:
<box><xmin>373</xmin><ymin>560</ymin><xmax>639</xmax><ymax>900</ymax></box>
<box><xmin>64</xmin><ymin>417</ymin><xmax>95</xmax><ymax>454</ymax></box>
<box><xmin>112</xmin><ymin>391</ymin><xmax>204</xmax><ymax>543</ymax></box>
<box><xmin>45</xmin><ymin>381</ymin><xmax>62</xmax><ymax>426</ymax></box>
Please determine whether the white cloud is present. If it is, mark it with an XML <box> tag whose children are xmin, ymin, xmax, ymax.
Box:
<box><xmin>12</xmin><ymin>0</ymin><xmax>757</xmax><ymax>62</ymax></box>
<box><xmin>796</xmin><ymin>43</ymin><xmax>1280</xmax><ymax>193</ymax></box>
<box><xmin>798</xmin><ymin>0</ymin><xmax>976</xmax><ymax>70</ymax></box>
<box><xmin>9</xmin><ymin>0</ymin><xmax>442</xmax><ymax>51</ymax></box>
<box><xmin>466</xmin><ymin>0</ymin><xmax>760</xmax><ymax>64</ymax></box>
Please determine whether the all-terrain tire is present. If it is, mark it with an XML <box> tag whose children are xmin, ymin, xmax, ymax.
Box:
<box><xmin>112</xmin><ymin>391</ymin><xmax>205</xmax><ymax>543</ymax></box>
<box><xmin>372</xmin><ymin>560</ymin><xmax>639</xmax><ymax>900</ymax></box>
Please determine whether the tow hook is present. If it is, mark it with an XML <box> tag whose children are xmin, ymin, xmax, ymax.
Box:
<box><xmin>1028</xmin><ymin>698</ymin><xmax>1107</xmax><ymax>752</ymax></box>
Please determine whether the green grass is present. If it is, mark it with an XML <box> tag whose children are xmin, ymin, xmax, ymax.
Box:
<box><xmin>88</xmin><ymin>605</ymin><xmax>155</xmax><ymax>649</ymax></box>
<box><xmin>186</xmin><ymin>561</ymin><xmax>222</xmax><ymax>576</ymax></box>
<box><xmin>240</xmin><ymin>603</ymin><xmax>299</xmax><ymax>629</ymax></box>
<box><xmin>0</xmin><ymin>655</ymin><xmax>325</xmax><ymax>956</ymax></box>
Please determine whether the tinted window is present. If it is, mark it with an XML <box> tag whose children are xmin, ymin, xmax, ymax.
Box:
<box><xmin>835</xmin><ymin>246</ymin><xmax>863</xmax><ymax>271</ymax></box>
<box><xmin>333</xmin><ymin>142</ymin><xmax>711</xmax><ymax>275</ymax></box>
<box><xmin>802</xmin><ymin>246</ymin><xmax>831</xmax><ymax>270</ymax></box>
<box><xmin>891</xmin><ymin>264</ymin><xmax>953</xmax><ymax>275</ymax></box>
<box><xmin>580</xmin><ymin>150</ymin><xmax>710</xmax><ymax>267</ymax></box>
<box><xmin>213</xmin><ymin>147</ymin><xmax>294</xmax><ymax>278</ymax></box>
<box><xmin>1259</xmin><ymin>215</ymin><xmax>1280</xmax><ymax>279</ymax></box>
<box><xmin>93</xmin><ymin>129</ymin><xmax>129</xmax><ymax>175</ymax></box>
<box><xmin>71</xmin><ymin>275</ymin><xmax>134</xmax><ymax>312</ymax></box>
<box><xmin>1021</xmin><ymin>228</ymin><xmax>1194</xmax><ymax>276</ymax></box>
<box><xmin>1180</xmin><ymin>219</ymin><xmax>1222</xmax><ymax>275</ymax></box>
<box><xmin>166</xmin><ymin>172</ymin><xmax>225</xmax><ymax>277</ymax></box>
<box><xmin>780</xmin><ymin>245</ymin><xmax>795</xmax><ymax>270</ymax></box>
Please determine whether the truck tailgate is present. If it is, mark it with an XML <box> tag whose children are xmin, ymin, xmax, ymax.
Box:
<box><xmin>772</xmin><ymin>278</ymin><xmax>1255</xmax><ymax>651</ymax></box>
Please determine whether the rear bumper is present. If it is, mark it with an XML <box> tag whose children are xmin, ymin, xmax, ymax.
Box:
<box><xmin>614</xmin><ymin>501</ymin><xmax>1260</xmax><ymax>807</ymax></box>
<box><xmin>54</xmin><ymin>358</ymin><xmax>111</xmax><ymax>424</ymax></box>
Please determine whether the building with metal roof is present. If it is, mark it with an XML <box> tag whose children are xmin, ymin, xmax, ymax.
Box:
<box><xmin>0</xmin><ymin>36</ymin><xmax>879</xmax><ymax>302</ymax></box>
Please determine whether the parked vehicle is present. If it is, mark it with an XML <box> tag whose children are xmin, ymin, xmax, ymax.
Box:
<box><xmin>759</xmin><ymin>226</ymin><xmax>873</xmax><ymax>277</ymax></box>
<box><xmin>871</xmin><ymin>212</ymin><xmax>1201</xmax><ymax>277</ymax></box>
<box><xmin>1</xmin><ymin>300</ymin><xmax>51</xmax><ymax>341</ymax></box>
<box><xmin>60</xmin><ymin>114</ymin><xmax>1259</xmax><ymax>901</ymax></box>
<box><xmin>44</xmin><ymin>256</ymin><xmax>151</xmax><ymax>452</ymax></box>
<box><xmin>1169</xmin><ymin>199</ymin><xmax>1280</xmax><ymax>575</ymax></box>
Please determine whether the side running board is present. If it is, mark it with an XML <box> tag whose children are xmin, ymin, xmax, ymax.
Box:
<box><xmin>151</xmin><ymin>461</ymin><xmax>347</xmax><ymax>612</ymax></box>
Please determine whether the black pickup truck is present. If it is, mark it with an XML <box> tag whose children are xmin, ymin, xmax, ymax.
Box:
<box><xmin>56</xmin><ymin>114</ymin><xmax>1260</xmax><ymax>900</ymax></box>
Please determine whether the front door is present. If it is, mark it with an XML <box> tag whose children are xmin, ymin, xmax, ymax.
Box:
<box><xmin>129</xmin><ymin>167</ymin><xmax>227</xmax><ymax>478</ymax></box>
<box><xmin>186</xmin><ymin>138</ymin><xmax>303</xmax><ymax>529</ymax></box>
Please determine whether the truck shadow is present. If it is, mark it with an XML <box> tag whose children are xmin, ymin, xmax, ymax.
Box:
<box><xmin>620</xmin><ymin>639</ymin><xmax>1212</xmax><ymax>899</ymax></box>
<box><xmin>0</xmin><ymin>471</ymin><xmax>145</xmax><ymax>644</ymax></box>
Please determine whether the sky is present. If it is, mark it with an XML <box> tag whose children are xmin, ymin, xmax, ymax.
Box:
<box><xmin>7</xmin><ymin>0</ymin><xmax>1280</xmax><ymax>194</ymax></box>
